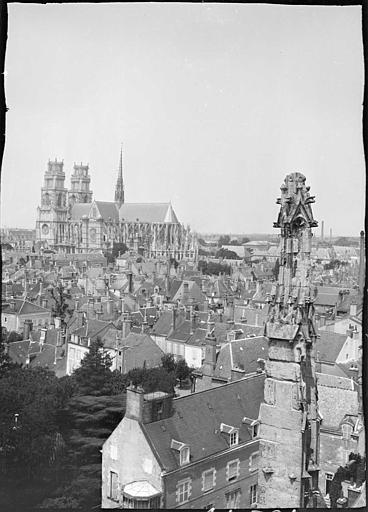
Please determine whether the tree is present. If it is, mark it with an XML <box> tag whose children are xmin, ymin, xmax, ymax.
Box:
<box><xmin>49</xmin><ymin>282</ymin><xmax>73</xmax><ymax>328</ymax></box>
<box><xmin>73</xmin><ymin>338</ymin><xmax>117</xmax><ymax>396</ymax></box>
<box><xmin>111</xmin><ymin>242</ymin><xmax>129</xmax><ymax>259</ymax></box>
<box><xmin>175</xmin><ymin>359</ymin><xmax>191</xmax><ymax>388</ymax></box>
<box><xmin>215</xmin><ymin>248</ymin><xmax>240</xmax><ymax>260</ymax></box>
<box><xmin>198</xmin><ymin>260</ymin><xmax>231</xmax><ymax>276</ymax></box>
<box><xmin>170</xmin><ymin>257</ymin><xmax>179</xmax><ymax>269</ymax></box>
<box><xmin>0</xmin><ymin>367</ymin><xmax>71</xmax><ymax>482</ymax></box>
<box><xmin>0</xmin><ymin>338</ymin><xmax>17</xmax><ymax>377</ymax></box>
<box><xmin>217</xmin><ymin>235</ymin><xmax>231</xmax><ymax>247</ymax></box>
<box><xmin>6</xmin><ymin>331</ymin><xmax>23</xmax><ymax>343</ymax></box>
<box><xmin>161</xmin><ymin>354</ymin><xmax>176</xmax><ymax>374</ymax></box>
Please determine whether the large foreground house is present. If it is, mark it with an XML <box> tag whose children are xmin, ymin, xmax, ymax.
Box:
<box><xmin>36</xmin><ymin>150</ymin><xmax>197</xmax><ymax>259</ymax></box>
<box><xmin>102</xmin><ymin>374</ymin><xmax>265</xmax><ymax>509</ymax></box>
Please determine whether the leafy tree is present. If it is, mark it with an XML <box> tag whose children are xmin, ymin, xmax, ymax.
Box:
<box><xmin>0</xmin><ymin>338</ymin><xmax>17</xmax><ymax>377</ymax></box>
<box><xmin>217</xmin><ymin>235</ymin><xmax>231</xmax><ymax>247</ymax></box>
<box><xmin>175</xmin><ymin>359</ymin><xmax>191</xmax><ymax>388</ymax></box>
<box><xmin>0</xmin><ymin>367</ymin><xmax>71</xmax><ymax>483</ymax></box>
<box><xmin>111</xmin><ymin>242</ymin><xmax>129</xmax><ymax>259</ymax></box>
<box><xmin>161</xmin><ymin>353</ymin><xmax>176</xmax><ymax>374</ymax></box>
<box><xmin>40</xmin><ymin>393</ymin><xmax>126</xmax><ymax>510</ymax></box>
<box><xmin>49</xmin><ymin>282</ymin><xmax>73</xmax><ymax>328</ymax></box>
<box><xmin>216</xmin><ymin>248</ymin><xmax>241</xmax><ymax>260</ymax></box>
<box><xmin>170</xmin><ymin>257</ymin><xmax>179</xmax><ymax>269</ymax></box>
<box><xmin>6</xmin><ymin>331</ymin><xmax>23</xmax><ymax>343</ymax></box>
<box><xmin>198</xmin><ymin>260</ymin><xmax>231</xmax><ymax>276</ymax></box>
<box><xmin>125</xmin><ymin>366</ymin><xmax>176</xmax><ymax>394</ymax></box>
<box><xmin>240</xmin><ymin>237</ymin><xmax>250</xmax><ymax>244</ymax></box>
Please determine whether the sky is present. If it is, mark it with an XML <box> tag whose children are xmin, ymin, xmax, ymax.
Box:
<box><xmin>1</xmin><ymin>3</ymin><xmax>365</xmax><ymax>236</ymax></box>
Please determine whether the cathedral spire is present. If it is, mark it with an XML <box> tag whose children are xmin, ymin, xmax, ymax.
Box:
<box><xmin>114</xmin><ymin>144</ymin><xmax>124</xmax><ymax>207</ymax></box>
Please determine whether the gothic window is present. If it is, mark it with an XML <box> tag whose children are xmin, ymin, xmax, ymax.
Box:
<box><xmin>57</xmin><ymin>194</ymin><xmax>62</xmax><ymax>207</ymax></box>
<box><xmin>43</xmin><ymin>193</ymin><xmax>50</xmax><ymax>206</ymax></box>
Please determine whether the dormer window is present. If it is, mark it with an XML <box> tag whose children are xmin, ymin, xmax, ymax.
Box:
<box><xmin>171</xmin><ymin>439</ymin><xmax>190</xmax><ymax>466</ymax></box>
<box><xmin>242</xmin><ymin>417</ymin><xmax>260</xmax><ymax>438</ymax></box>
<box><xmin>220</xmin><ymin>423</ymin><xmax>239</xmax><ymax>447</ymax></box>
<box><xmin>230</xmin><ymin>431</ymin><xmax>239</xmax><ymax>447</ymax></box>
<box><xmin>180</xmin><ymin>446</ymin><xmax>190</xmax><ymax>465</ymax></box>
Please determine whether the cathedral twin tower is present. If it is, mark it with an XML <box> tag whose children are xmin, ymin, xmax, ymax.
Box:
<box><xmin>35</xmin><ymin>149</ymin><xmax>197</xmax><ymax>259</ymax></box>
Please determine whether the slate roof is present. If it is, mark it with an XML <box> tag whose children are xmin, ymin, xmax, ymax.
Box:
<box><xmin>115</xmin><ymin>333</ymin><xmax>164</xmax><ymax>371</ymax></box>
<box><xmin>142</xmin><ymin>373</ymin><xmax>265</xmax><ymax>472</ymax></box>
<box><xmin>119</xmin><ymin>203</ymin><xmax>179</xmax><ymax>224</ymax></box>
<box><xmin>70</xmin><ymin>202</ymin><xmax>91</xmax><ymax>220</ymax></box>
<box><xmin>71</xmin><ymin>319</ymin><xmax>114</xmax><ymax>339</ymax></box>
<box><xmin>92</xmin><ymin>201</ymin><xmax>119</xmax><ymax>221</ymax></box>
<box><xmin>315</xmin><ymin>330</ymin><xmax>348</xmax><ymax>363</ymax></box>
<box><xmin>214</xmin><ymin>336</ymin><xmax>268</xmax><ymax>380</ymax></box>
<box><xmin>2</xmin><ymin>299</ymin><xmax>51</xmax><ymax>315</ymax></box>
<box><xmin>151</xmin><ymin>311</ymin><xmax>174</xmax><ymax>337</ymax></box>
<box><xmin>130</xmin><ymin>307</ymin><xmax>158</xmax><ymax>327</ymax></box>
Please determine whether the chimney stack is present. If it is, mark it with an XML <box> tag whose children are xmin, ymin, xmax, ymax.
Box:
<box><xmin>128</xmin><ymin>272</ymin><xmax>133</xmax><ymax>294</ymax></box>
<box><xmin>23</xmin><ymin>319</ymin><xmax>33</xmax><ymax>340</ymax></box>
<box><xmin>125</xmin><ymin>384</ymin><xmax>144</xmax><ymax>421</ymax></box>
<box><xmin>122</xmin><ymin>313</ymin><xmax>131</xmax><ymax>338</ymax></box>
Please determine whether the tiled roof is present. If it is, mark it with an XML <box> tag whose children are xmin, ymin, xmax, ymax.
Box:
<box><xmin>142</xmin><ymin>373</ymin><xmax>265</xmax><ymax>472</ymax></box>
<box><xmin>119</xmin><ymin>203</ymin><xmax>179</xmax><ymax>224</ymax></box>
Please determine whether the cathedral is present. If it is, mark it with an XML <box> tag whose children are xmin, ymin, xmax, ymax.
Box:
<box><xmin>35</xmin><ymin>149</ymin><xmax>197</xmax><ymax>259</ymax></box>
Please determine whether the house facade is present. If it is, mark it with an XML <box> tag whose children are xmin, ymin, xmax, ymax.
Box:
<box><xmin>102</xmin><ymin>374</ymin><xmax>265</xmax><ymax>509</ymax></box>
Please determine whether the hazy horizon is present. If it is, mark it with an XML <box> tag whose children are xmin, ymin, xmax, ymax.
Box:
<box><xmin>1</xmin><ymin>3</ymin><xmax>365</xmax><ymax>236</ymax></box>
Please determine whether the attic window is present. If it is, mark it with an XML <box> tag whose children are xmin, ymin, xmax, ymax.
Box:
<box><xmin>243</xmin><ymin>417</ymin><xmax>260</xmax><ymax>438</ymax></box>
<box><xmin>171</xmin><ymin>439</ymin><xmax>190</xmax><ymax>466</ymax></box>
<box><xmin>220</xmin><ymin>423</ymin><xmax>239</xmax><ymax>447</ymax></box>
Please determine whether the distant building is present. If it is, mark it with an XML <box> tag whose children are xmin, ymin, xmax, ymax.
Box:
<box><xmin>35</xmin><ymin>151</ymin><xmax>197</xmax><ymax>259</ymax></box>
<box><xmin>2</xmin><ymin>298</ymin><xmax>51</xmax><ymax>333</ymax></box>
